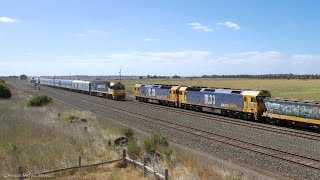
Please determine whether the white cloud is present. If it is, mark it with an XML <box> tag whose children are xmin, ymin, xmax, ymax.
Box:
<box><xmin>291</xmin><ymin>54</ymin><xmax>320</xmax><ymax>64</ymax></box>
<box><xmin>107</xmin><ymin>50</ymin><xmax>212</xmax><ymax>64</ymax></box>
<box><xmin>215</xmin><ymin>51</ymin><xmax>282</xmax><ymax>64</ymax></box>
<box><xmin>73</xmin><ymin>29</ymin><xmax>105</xmax><ymax>37</ymax></box>
<box><xmin>87</xmin><ymin>29</ymin><xmax>104</xmax><ymax>33</ymax></box>
<box><xmin>73</xmin><ymin>33</ymin><xmax>86</xmax><ymax>37</ymax></box>
<box><xmin>187</xmin><ymin>22</ymin><xmax>213</xmax><ymax>32</ymax></box>
<box><xmin>143</xmin><ymin>38</ymin><xmax>160</xmax><ymax>42</ymax></box>
<box><xmin>0</xmin><ymin>17</ymin><xmax>18</xmax><ymax>23</ymax></box>
<box><xmin>217</xmin><ymin>21</ymin><xmax>240</xmax><ymax>30</ymax></box>
<box><xmin>6</xmin><ymin>50</ymin><xmax>320</xmax><ymax>76</ymax></box>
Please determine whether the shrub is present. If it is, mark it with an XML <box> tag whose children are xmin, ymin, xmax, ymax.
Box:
<box><xmin>144</xmin><ymin>132</ymin><xmax>169</xmax><ymax>151</ymax></box>
<box><xmin>0</xmin><ymin>81</ymin><xmax>12</xmax><ymax>99</ymax></box>
<box><xmin>161</xmin><ymin>147</ymin><xmax>173</xmax><ymax>158</ymax></box>
<box><xmin>122</xmin><ymin>127</ymin><xmax>134</xmax><ymax>139</ymax></box>
<box><xmin>27</xmin><ymin>95</ymin><xmax>52</xmax><ymax>107</ymax></box>
<box><xmin>20</xmin><ymin>74</ymin><xmax>27</xmax><ymax>80</ymax></box>
<box><xmin>144</xmin><ymin>138</ymin><xmax>154</xmax><ymax>151</ymax></box>
<box><xmin>59</xmin><ymin>115</ymin><xmax>76</xmax><ymax>123</ymax></box>
<box><xmin>151</xmin><ymin>132</ymin><xmax>169</xmax><ymax>147</ymax></box>
<box><xmin>127</xmin><ymin>141</ymin><xmax>140</xmax><ymax>160</ymax></box>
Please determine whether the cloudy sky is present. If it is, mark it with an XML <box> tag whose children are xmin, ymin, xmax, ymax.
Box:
<box><xmin>1</xmin><ymin>0</ymin><xmax>320</xmax><ymax>76</ymax></box>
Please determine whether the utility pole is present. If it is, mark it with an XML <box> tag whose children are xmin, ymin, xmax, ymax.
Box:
<box><xmin>119</xmin><ymin>68</ymin><xmax>122</xmax><ymax>82</ymax></box>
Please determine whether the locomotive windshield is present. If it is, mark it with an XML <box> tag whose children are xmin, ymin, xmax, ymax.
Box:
<box><xmin>256</xmin><ymin>96</ymin><xmax>267</xmax><ymax>102</ymax></box>
<box><xmin>111</xmin><ymin>85</ymin><xmax>125</xmax><ymax>90</ymax></box>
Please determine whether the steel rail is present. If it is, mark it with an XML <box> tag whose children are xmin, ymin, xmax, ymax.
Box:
<box><xmin>125</xmin><ymin>100</ymin><xmax>320</xmax><ymax>141</ymax></box>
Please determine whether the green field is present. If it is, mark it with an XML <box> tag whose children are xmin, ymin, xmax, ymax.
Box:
<box><xmin>120</xmin><ymin>78</ymin><xmax>320</xmax><ymax>100</ymax></box>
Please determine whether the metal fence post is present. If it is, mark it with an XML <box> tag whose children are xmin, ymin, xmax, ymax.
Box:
<box><xmin>165</xmin><ymin>169</ymin><xmax>169</xmax><ymax>180</ymax></box>
<box><xmin>79</xmin><ymin>156</ymin><xmax>82</xmax><ymax>167</ymax></box>
<box><xmin>18</xmin><ymin>166</ymin><xmax>23</xmax><ymax>180</ymax></box>
<box><xmin>143</xmin><ymin>158</ymin><xmax>147</xmax><ymax>177</ymax></box>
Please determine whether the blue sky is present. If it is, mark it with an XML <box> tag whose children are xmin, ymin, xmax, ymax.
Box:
<box><xmin>1</xmin><ymin>0</ymin><xmax>320</xmax><ymax>76</ymax></box>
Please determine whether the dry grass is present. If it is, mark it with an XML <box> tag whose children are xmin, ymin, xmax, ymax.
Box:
<box><xmin>0</xmin><ymin>86</ymin><xmax>121</xmax><ymax>176</ymax></box>
<box><xmin>160</xmin><ymin>150</ymin><xmax>244</xmax><ymax>180</ymax></box>
<box><xmin>120</xmin><ymin>78</ymin><xmax>320</xmax><ymax>100</ymax></box>
<box><xmin>51</xmin><ymin>164</ymin><xmax>146</xmax><ymax>180</ymax></box>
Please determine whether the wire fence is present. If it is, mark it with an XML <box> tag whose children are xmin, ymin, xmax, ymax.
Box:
<box><xmin>17</xmin><ymin>150</ymin><xmax>169</xmax><ymax>180</ymax></box>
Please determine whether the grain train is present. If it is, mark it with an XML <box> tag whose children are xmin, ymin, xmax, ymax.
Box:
<box><xmin>37</xmin><ymin>78</ymin><xmax>126</xmax><ymax>100</ymax></box>
<box><xmin>134</xmin><ymin>83</ymin><xmax>320</xmax><ymax>128</ymax></box>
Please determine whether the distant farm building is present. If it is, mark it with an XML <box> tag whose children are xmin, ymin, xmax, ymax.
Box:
<box><xmin>20</xmin><ymin>75</ymin><xmax>28</xmax><ymax>80</ymax></box>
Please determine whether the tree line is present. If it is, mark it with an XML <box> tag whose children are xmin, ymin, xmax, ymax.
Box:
<box><xmin>141</xmin><ymin>74</ymin><xmax>320</xmax><ymax>80</ymax></box>
<box><xmin>200</xmin><ymin>74</ymin><xmax>320</xmax><ymax>79</ymax></box>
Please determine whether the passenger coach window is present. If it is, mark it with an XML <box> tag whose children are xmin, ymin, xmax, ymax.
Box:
<box><xmin>251</xmin><ymin>98</ymin><xmax>256</xmax><ymax>102</ymax></box>
<box><xmin>244</xmin><ymin>97</ymin><xmax>247</xmax><ymax>101</ymax></box>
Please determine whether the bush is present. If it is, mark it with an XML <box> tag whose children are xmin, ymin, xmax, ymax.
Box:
<box><xmin>144</xmin><ymin>138</ymin><xmax>154</xmax><ymax>151</ymax></box>
<box><xmin>127</xmin><ymin>141</ymin><xmax>140</xmax><ymax>160</ymax></box>
<box><xmin>27</xmin><ymin>95</ymin><xmax>52</xmax><ymax>107</ymax></box>
<box><xmin>0</xmin><ymin>80</ymin><xmax>12</xmax><ymax>99</ymax></box>
<box><xmin>150</xmin><ymin>132</ymin><xmax>169</xmax><ymax>147</ymax></box>
<box><xmin>144</xmin><ymin>132</ymin><xmax>169</xmax><ymax>151</ymax></box>
<box><xmin>161</xmin><ymin>147</ymin><xmax>173</xmax><ymax>158</ymax></box>
<box><xmin>20</xmin><ymin>74</ymin><xmax>27</xmax><ymax>80</ymax></box>
<box><xmin>122</xmin><ymin>127</ymin><xmax>134</xmax><ymax>139</ymax></box>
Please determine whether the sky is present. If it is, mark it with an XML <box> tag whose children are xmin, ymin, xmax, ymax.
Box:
<box><xmin>1</xmin><ymin>0</ymin><xmax>320</xmax><ymax>76</ymax></box>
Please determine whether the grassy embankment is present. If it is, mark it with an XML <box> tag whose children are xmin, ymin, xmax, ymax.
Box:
<box><xmin>0</xmin><ymin>81</ymin><xmax>126</xmax><ymax>178</ymax></box>
<box><xmin>120</xmin><ymin>78</ymin><xmax>320</xmax><ymax>100</ymax></box>
<box><xmin>0</xmin><ymin>80</ymin><xmax>245</xmax><ymax>179</ymax></box>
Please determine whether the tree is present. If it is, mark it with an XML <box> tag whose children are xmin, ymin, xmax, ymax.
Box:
<box><xmin>20</xmin><ymin>74</ymin><xmax>27</xmax><ymax>80</ymax></box>
<box><xmin>0</xmin><ymin>82</ymin><xmax>12</xmax><ymax>98</ymax></box>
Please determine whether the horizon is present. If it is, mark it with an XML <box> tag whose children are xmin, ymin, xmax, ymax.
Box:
<box><xmin>4</xmin><ymin>73</ymin><xmax>320</xmax><ymax>78</ymax></box>
<box><xmin>1</xmin><ymin>0</ymin><xmax>320</xmax><ymax>76</ymax></box>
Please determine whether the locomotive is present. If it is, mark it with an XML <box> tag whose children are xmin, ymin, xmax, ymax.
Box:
<box><xmin>135</xmin><ymin>83</ymin><xmax>320</xmax><ymax>127</ymax></box>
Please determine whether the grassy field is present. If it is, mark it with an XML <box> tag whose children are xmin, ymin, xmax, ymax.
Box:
<box><xmin>120</xmin><ymin>78</ymin><xmax>320</xmax><ymax>100</ymax></box>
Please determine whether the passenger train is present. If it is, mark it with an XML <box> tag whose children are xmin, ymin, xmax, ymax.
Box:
<box><xmin>36</xmin><ymin>78</ymin><xmax>126</xmax><ymax>100</ymax></box>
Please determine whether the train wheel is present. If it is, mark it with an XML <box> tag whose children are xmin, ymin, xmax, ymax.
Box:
<box><xmin>222</xmin><ymin>110</ymin><xmax>228</xmax><ymax>117</ymax></box>
<box><xmin>196</xmin><ymin>106</ymin><xmax>201</xmax><ymax>112</ymax></box>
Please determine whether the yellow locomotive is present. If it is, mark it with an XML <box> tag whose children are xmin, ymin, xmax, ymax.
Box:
<box><xmin>135</xmin><ymin>83</ymin><xmax>271</xmax><ymax>120</ymax></box>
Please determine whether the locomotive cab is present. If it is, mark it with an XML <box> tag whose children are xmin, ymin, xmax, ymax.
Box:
<box><xmin>109</xmin><ymin>82</ymin><xmax>126</xmax><ymax>100</ymax></box>
<box><xmin>170</xmin><ymin>86</ymin><xmax>181</xmax><ymax>107</ymax></box>
<box><xmin>134</xmin><ymin>84</ymin><xmax>141</xmax><ymax>99</ymax></box>
<box><xmin>242</xmin><ymin>90</ymin><xmax>271</xmax><ymax>120</ymax></box>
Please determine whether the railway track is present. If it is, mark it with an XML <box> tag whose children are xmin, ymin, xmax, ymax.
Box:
<box><xmin>124</xmin><ymin>100</ymin><xmax>320</xmax><ymax>141</ymax></box>
<box><xmin>43</xmin><ymin>87</ymin><xmax>320</xmax><ymax>172</ymax></box>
